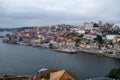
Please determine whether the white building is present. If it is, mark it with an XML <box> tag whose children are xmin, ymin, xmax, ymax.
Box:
<box><xmin>106</xmin><ymin>34</ymin><xmax>120</xmax><ymax>41</ymax></box>
<box><xmin>84</xmin><ymin>22</ymin><xmax>94</xmax><ymax>30</ymax></box>
<box><xmin>75</xmin><ymin>27</ymin><xmax>85</xmax><ymax>34</ymax></box>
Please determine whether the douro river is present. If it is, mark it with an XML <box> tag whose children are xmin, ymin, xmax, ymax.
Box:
<box><xmin>0</xmin><ymin>39</ymin><xmax>120</xmax><ymax>79</ymax></box>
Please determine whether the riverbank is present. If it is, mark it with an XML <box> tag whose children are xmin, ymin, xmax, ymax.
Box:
<box><xmin>0</xmin><ymin>74</ymin><xmax>37</xmax><ymax>80</ymax></box>
<box><xmin>2</xmin><ymin>40</ymin><xmax>120</xmax><ymax>59</ymax></box>
<box><xmin>76</xmin><ymin>48</ymin><xmax>120</xmax><ymax>59</ymax></box>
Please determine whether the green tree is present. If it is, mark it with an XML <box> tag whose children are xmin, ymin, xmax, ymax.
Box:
<box><xmin>109</xmin><ymin>41</ymin><xmax>114</xmax><ymax>48</ymax></box>
<box><xmin>118</xmin><ymin>41</ymin><xmax>120</xmax><ymax>44</ymax></box>
<box><xmin>66</xmin><ymin>32</ymin><xmax>78</xmax><ymax>38</ymax></box>
<box><xmin>105</xmin><ymin>41</ymin><xmax>114</xmax><ymax>48</ymax></box>
<box><xmin>94</xmin><ymin>35</ymin><xmax>103</xmax><ymax>44</ymax></box>
<box><xmin>40</xmin><ymin>68</ymin><xmax>58</xmax><ymax>79</ymax></box>
<box><xmin>107</xmin><ymin>68</ymin><xmax>120</xmax><ymax>79</ymax></box>
<box><xmin>116</xmin><ymin>74</ymin><xmax>120</xmax><ymax>79</ymax></box>
<box><xmin>75</xmin><ymin>38</ymin><xmax>81</xmax><ymax>42</ymax></box>
<box><xmin>93</xmin><ymin>23</ymin><xmax>99</xmax><ymax>27</ymax></box>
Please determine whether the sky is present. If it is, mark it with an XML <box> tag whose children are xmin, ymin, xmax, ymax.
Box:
<box><xmin>0</xmin><ymin>0</ymin><xmax>120</xmax><ymax>28</ymax></box>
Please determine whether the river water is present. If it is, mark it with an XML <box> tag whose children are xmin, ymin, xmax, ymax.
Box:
<box><xmin>0</xmin><ymin>38</ymin><xmax>120</xmax><ymax>79</ymax></box>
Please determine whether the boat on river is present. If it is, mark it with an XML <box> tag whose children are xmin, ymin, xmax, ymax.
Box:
<box><xmin>37</xmin><ymin>68</ymin><xmax>47</xmax><ymax>73</ymax></box>
<box><xmin>54</xmin><ymin>48</ymin><xmax>77</xmax><ymax>54</ymax></box>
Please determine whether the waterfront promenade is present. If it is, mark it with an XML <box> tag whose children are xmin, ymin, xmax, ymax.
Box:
<box><xmin>2</xmin><ymin>38</ymin><xmax>120</xmax><ymax>59</ymax></box>
<box><xmin>76</xmin><ymin>47</ymin><xmax>120</xmax><ymax>59</ymax></box>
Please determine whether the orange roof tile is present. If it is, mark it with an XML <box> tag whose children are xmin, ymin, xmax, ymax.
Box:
<box><xmin>50</xmin><ymin>70</ymin><xmax>65</xmax><ymax>80</ymax></box>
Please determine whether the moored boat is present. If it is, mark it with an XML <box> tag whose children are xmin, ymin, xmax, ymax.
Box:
<box><xmin>37</xmin><ymin>68</ymin><xmax>48</xmax><ymax>73</ymax></box>
<box><xmin>54</xmin><ymin>48</ymin><xmax>77</xmax><ymax>54</ymax></box>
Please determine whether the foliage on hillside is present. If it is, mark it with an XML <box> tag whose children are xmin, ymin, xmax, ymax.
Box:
<box><xmin>40</xmin><ymin>68</ymin><xmax>58</xmax><ymax>79</ymax></box>
<box><xmin>107</xmin><ymin>68</ymin><xmax>120</xmax><ymax>79</ymax></box>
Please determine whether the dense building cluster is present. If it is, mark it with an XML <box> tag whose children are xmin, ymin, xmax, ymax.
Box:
<box><xmin>2</xmin><ymin>21</ymin><xmax>120</xmax><ymax>57</ymax></box>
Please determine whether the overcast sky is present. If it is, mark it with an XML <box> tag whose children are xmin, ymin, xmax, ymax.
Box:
<box><xmin>0</xmin><ymin>0</ymin><xmax>120</xmax><ymax>28</ymax></box>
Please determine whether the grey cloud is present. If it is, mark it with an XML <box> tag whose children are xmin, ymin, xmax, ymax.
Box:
<box><xmin>0</xmin><ymin>0</ymin><xmax>120</xmax><ymax>28</ymax></box>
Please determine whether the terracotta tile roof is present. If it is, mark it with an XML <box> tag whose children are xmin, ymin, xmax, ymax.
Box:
<box><xmin>41</xmin><ymin>78</ymin><xmax>49</xmax><ymax>80</ymax></box>
<box><xmin>50</xmin><ymin>70</ymin><xmax>65</xmax><ymax>80</ymax></box>
<box><xmin>0</xmin><ymin>75</ymin><xmax>37</xmax><ymax>80</ymax></box>
<box><xmin>79</xmin><ymin>27</ymin><xmax>85</xmax><ymax>30</ymax></box>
